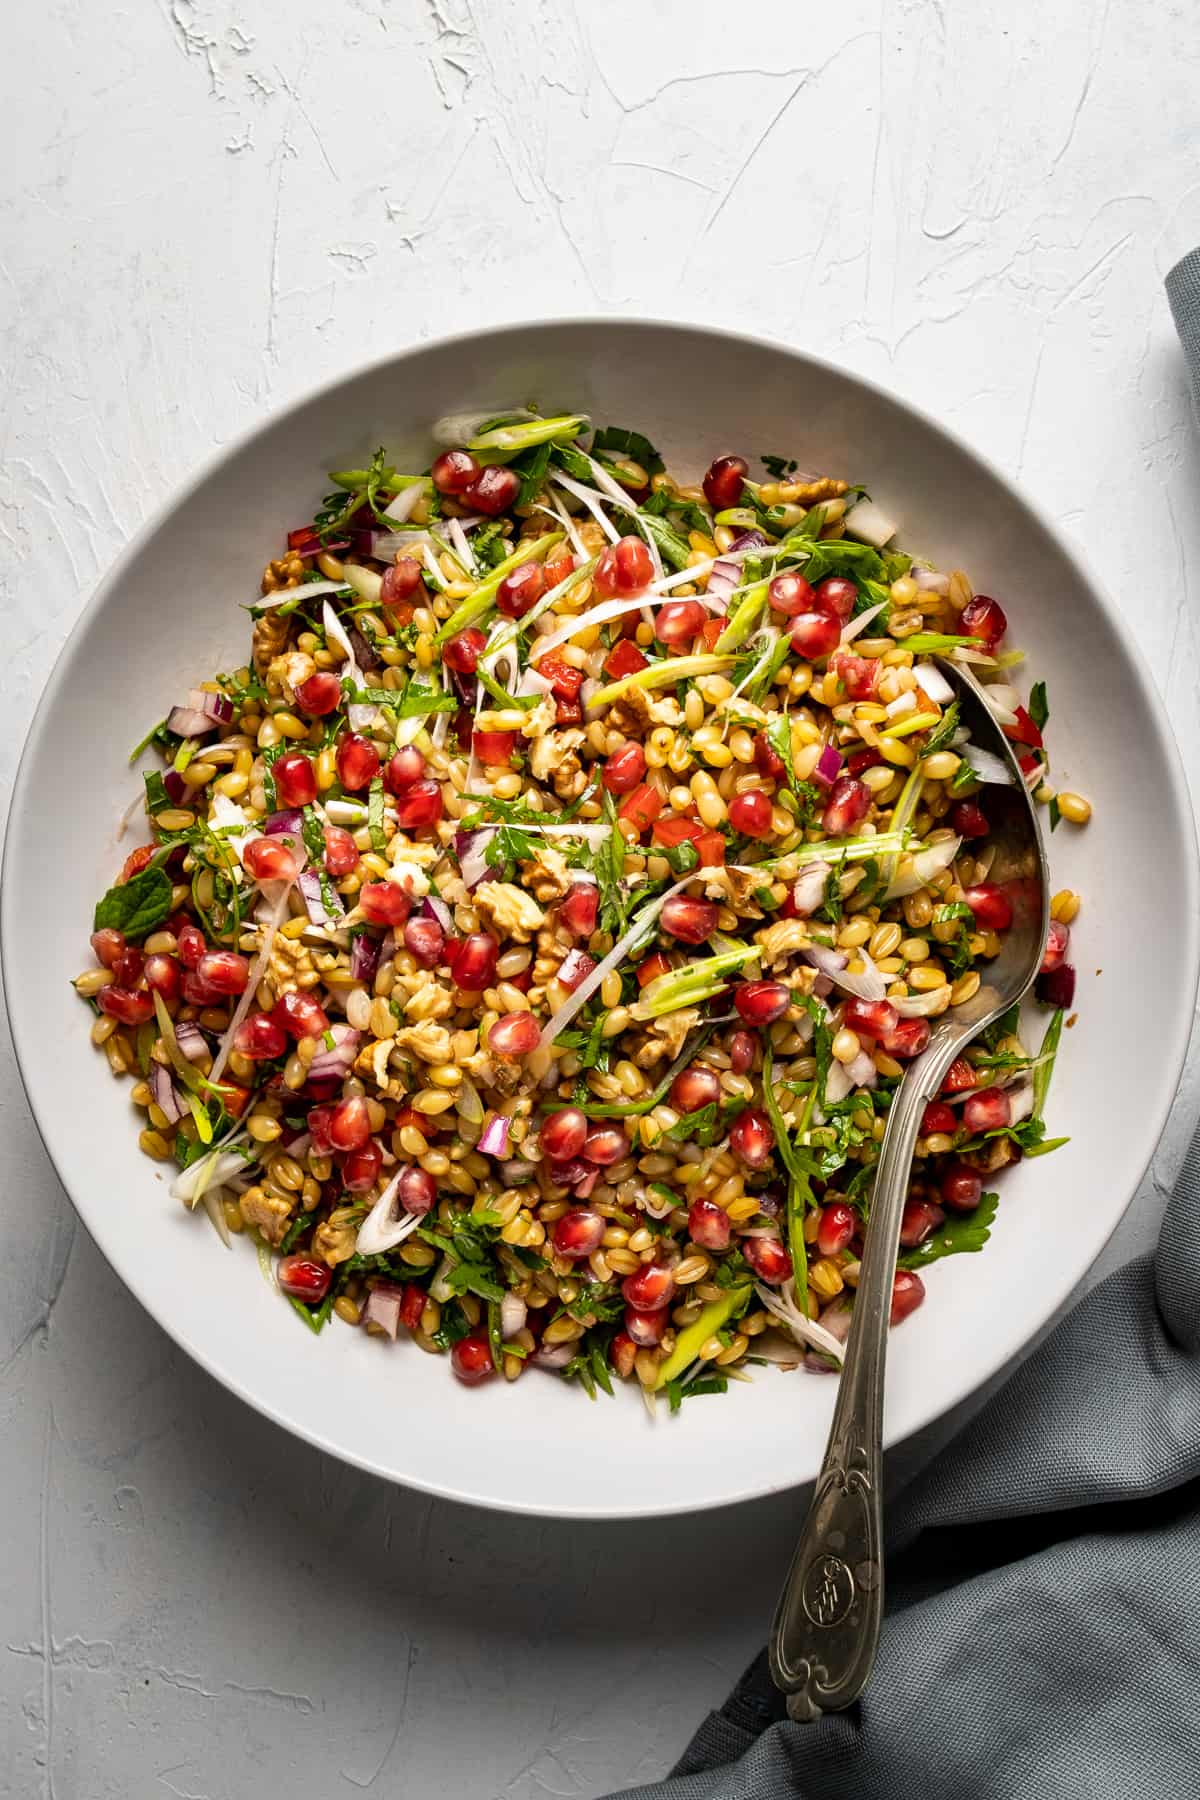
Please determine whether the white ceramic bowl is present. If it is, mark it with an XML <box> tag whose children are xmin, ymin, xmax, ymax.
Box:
<box><xmin>6</xmin><ymin>321</ymin><xmax>1196</xmax><ymax>1518</ymax></box>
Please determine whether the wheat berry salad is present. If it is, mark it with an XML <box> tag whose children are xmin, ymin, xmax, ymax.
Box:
<box><xmin>75</xmin><ymin>411</ymin><xmax>1091</xmax><ymax>1410</ymax></box>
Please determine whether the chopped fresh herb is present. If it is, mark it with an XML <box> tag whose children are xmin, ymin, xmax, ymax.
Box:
<box><xmin>1032</xmin><ymin>1009</ymin><xmax>1064</xmax><ymax>1118</ymax></box>
<box><xmin>93</xmin><ymin>865</ymin><xmax>173</xmax><ymax>941</ymax></box>
<box><xmin>1029</xmin><ymin>680</ymin><xmax>1049</xmax><ymax>733</ymax></box>
<box><xmin>898</xmin><ymin>1190</ymin><xmax>999</xmax><ymax>1269</ymax></box>
<box><xmin>761</xmin><ymin>454</ymin><xmax>798</xmax><ymax>479</ymax></box>
<box><xmin>393</xmin><ymin>682</ymin><xmax>458</xmax><ymax>718</ymax></box>
<box><xmin>920</xmin><ymin>699</ymin><xmax>961</xmax><ymax>757</ymax></box>
<box><xmin>129</xmin><ymin>719</ymin><xmax>169</xmax><ymax>763</ymax></box>
<box><xmin>591</xmin><ymin>424</ymin><xmax>664</xmax><ymax>475</ymax></box>
<box><xmin>484</xmin><ymin>822</ymin><xmax>541</xmax><ymax>880</ymax></box>
<box><xmin>1049</xmin><ymin>796</ymin><xmax>1062</xmax><ymax>832</ymax></box>
<box><xmin>658</xmin><ymin>839</ymin><xmax>699</xmax><ymax>877</ymax></box>
<box><xmin>367</xmin><ymin>779</ymin><xmax>387</xmax><ymax>853</ymax></box>
<box><xmin>471</xmin><ymin>519</ymin><xmax>510</xmax><ymax>568</ymax></box>
<box><xmin>664</xmin><ymin>1372</ymin><xmax>729</xmax><ymax>1412</ymax></box>
<box><xmin>513</xmin><ymin>440</ymin><xmax>553</xmax><ymax>508</ymax></box>
<box><xmin>143</xmin><ymin>771</ymin><xmax>170</xmax><ymax>814</ymax></box>
<box><xmin>664</xmin><ymin>1099</ymin><xmax>740</xmax><ymax>1147</ymax></box>
<box><xmin>279</xmin><ymin>1212</ymin><xmax>312</xmax><ymax>1255</ymax></box>
<box><xmin>474</xmin><ymin>664</ymin><xmax>538</xmax><ymax>712</ymax></box>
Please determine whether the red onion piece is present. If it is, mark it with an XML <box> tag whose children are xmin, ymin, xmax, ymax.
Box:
<box><xmin>478</xmin><ymin>1113</ymin><xmax>511</xmax><ymax>1158</ymax></box>
<box><xmin>454</xmin><ymin>828</ymin><xmax>498</xmax><ymax>890</ymax></box>
<box><xmin>307</xmin><ymin>1023</ymin><xmax>360</xmax><ymax>1082</ymax></box>
<box><xmin>166</xmin><ymin>706</ymin><xmax>217</xmax><ymax>738</ymax></box>
<box><xmin>421</xmin><ymin>894</ymin><xmax>454</xmax><ymax>934</ymax></box>
<box><xmin>791</xmin><ymin>863</ymin><xmax>829</xmax><ymax>917</ymax></box>
<box><xmin>264</xmin><ymin>809</ymin><xmax>304</xmax><ymax>836</ymax></box>
<box><xmin>500</xmin><ymin>1293</ymin><xmax>528</xmax><ymax>1339</ymax></box>
<box><xmin>297</xmin><ymin>869</ymin><xmax>344</xmax><ymax>927</ymax></box>
<box><xmin>533</xmin><ymin>1342</ymin><xmax>575</xmax><ymax>1371</ymax></box>
<box><xmin>813</xmin><ymin>744</ymin><xmax>843</xmax><ymax>789</ymax></box>
<box><xmin>187</xmin><ymin>687</ymin><xmax>234</xmax><ymax>725</ymax></box>
<box><xmin>500</xmin><ymin>1159</ymin><xmax>537</xmax><ymax>1184</ymax></box>
<box><xmin>362</xmin><ymin>1282</ymin><xmax>405</xmax><ymax>1341</ymax></box>
<box><xmin>163</xmin><ymin>768</ymin><xmax>188</xmax><ymax>805</ymax></box>
<box><xmin>556</xmin><ymin>948</ymin><xmax>597</xmax><ymax>992</ymax></box>
<box><xmin>172</xmin><ymin>1021</ymin><xmax>210</xmax><ymax>1062</ymax></box>
<box><xmin>349</xmin><ymin>933</ymin><xmax>381</xmax><ymax>984</ymax></box>
<box><xmin>150</xmin><ymin>1063</ymin><xmax>185</xmax><ymax>1124</ymax></box>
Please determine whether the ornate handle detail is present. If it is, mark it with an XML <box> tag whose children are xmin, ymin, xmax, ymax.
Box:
<box><xmin>769</xmin><ymin>1036</ymin><xmax>961</xmax><ymax>1719</ymax></box>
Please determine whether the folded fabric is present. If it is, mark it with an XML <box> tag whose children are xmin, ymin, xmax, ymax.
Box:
<box><xmin>1166</xmin><ymin>247</ymin><xmax>1200</xmax><ymax>404</ymax></box>
<box><xmin>602</xmin><ymin>1119</ymin><xmax>1200</xmax><ymax>1800</ymax></box>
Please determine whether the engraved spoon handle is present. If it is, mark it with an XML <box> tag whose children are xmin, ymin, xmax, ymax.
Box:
<box><xmin>768</xmin><ymin>1037</ymin><xmax>959</xmax><ymax>1719</ymax></box>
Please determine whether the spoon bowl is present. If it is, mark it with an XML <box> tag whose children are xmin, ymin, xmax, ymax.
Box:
<box><xmin>769</xmin><ymin>657</ymin><xmax>1049</xmax><ymax>1719</ymax></box>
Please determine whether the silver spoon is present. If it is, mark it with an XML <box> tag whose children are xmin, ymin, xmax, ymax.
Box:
<box><xmin>769</xmin><ymin>657</ymin><xmax>1049</xmax><ymax>1721</ymax></box>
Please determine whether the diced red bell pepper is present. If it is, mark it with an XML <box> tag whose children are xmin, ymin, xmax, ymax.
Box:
<box><xmin>537</xmin><ymin>654</ymin><xmax>584</xmax><ymax>700</ymax></box>
<box><xmin>1017</xmin><ymin>752</ymin><xmax>1040</xmax><ymax>776</ymax></box>
<box><xmin>618</xmin><ymin>783</ymin><xmax>663</xmax><ymax>833</ymax></box>
<box><xmin>400</xmin><ymin>1285</ymin><xmax>426</xmax><ymax>1330</ymax></box>
<box><xmin>636</xmin><ymin>951</ymin><xmax>672</xmax><ymax>988</ymax></box>
<box><xmin>941</xmin><ymin>1057</ymin><xmax>978</xmax><ymax>1094</ymax></box>
<box><xmin>700</xmin><ymin>617</ymin><xmax>726</xmax><ymax>651</ymax></box>
<box><xmin>473</xmin><ymin>729</ymin><xmax>517</xmax><ymax>766</ymax></box>
<box><xmin>696</xmin><ymin>830</ymin><xmax>725</xmax><ymax>866</ymax></box>
<box><xmin>210</xmin><ymin>1080</ymin><xmax>251</xmax><ymax>1119</ymax></box>
<box><xmin>604</xmin><ymin>640</ymin><xmax>648</xmax><ymax>680</ymax></box>
<box><xmin>555</xmin><ymin>698</ymin><xmax>583</xmax><ymax>726</ymax></box>
<box><xmin>1003</xmin><ymin>706</ymin><xmax>1043</xmax><ymax>750</ymax></box>
<box><xmin>652</xmin><ymin>816</ymin><xmax>703</xmax><ymax>848</ymax></box>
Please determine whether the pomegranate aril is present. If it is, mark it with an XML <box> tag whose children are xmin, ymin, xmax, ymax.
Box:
<box><xmin>399</xmin><ymin>1285</ymin><xmax>425</xmax><ymax>1330</ymax></box>
<box><xmin>688</xmin><ymin>1198</ymin><xmax>731</xmax><ymax>1251</ymax></box>
<box><xmin>961</xmin><ymin>593</ymin><xmax>1008</xmax><ymax>647</ymax></box>
<box><xmin>465</xmin><ymin>465</ymin><xmax>521</xmax><ymax>516</ymax></box>
<box><xmin>594</xmin><ymin>535</ymin><xmax>654</xmax><ymax>600</ymax></box>
<box><xmin>177</xmin><ymin>923</ymin><xmax>207</xmax><ymax>968</ymax></box>
<box><xmin>728</xmin><ymin>1029</ymin><xmax>757</xmax><ymax>1074</ymax></box>
<box><xmin>610</xmin><ymin>1331</ymin><xmax>637</xmax><ymax>1379</ymax></box>
<box><xmin>98</xmin><ymin>986</ymin><xmax>154</xmax><ymax>1025</ymax></box>
<box><xmin>922</xmin><ymin>1100</ymin><xmax>958</xmax><ymax>1137</ymax></box>
<box><xmin>402</xmin><ymin>916</ymin><xmax>444</xmax><ymax>968</ymax></box>
<box><xmin>582</xmin><ymin>1126</ymin><xmax>627</xmax><ymax>1167</ymax></box>
<box><xmin>814</xmin><ymin>577</ymin><xmax>858</xmax><ymax>622</ymax></box>
<box><xmin>142</xmin><ymin>953</ymin><xmax>181</xmax><ymax>1000</ymax></box>
<box><xmin>451</xmin><ymin>1332</ymin><xmax>495</xmax><ymax>1384</ymax></box>
<box><xmin>941</xmin><ymin>1162</ymin><xmax>983</xmax><ymax>1211</ymax></box>
<box><xmin>702</xmin><ymin>454</ymin><xmax>748</xmax><ymax>510</ymax></box>
<box><xmin>306</xmin><ymin>1104</ymin><xmax>335</xmax><ymax>1154</ymax></box>
<box><xmin>395</xmin><ymin>1165</ymin><xmax>437</xmax><ymax>1214</ymax></box>
<box><xmin>234</xmin><ymin>1013</ymin><xmax>288</xmax><ymax>1060</ymax></box>
<box><xmin>181</xmin><ymin>971</ymin><xmax>221</xmax><ymax>1005</ymax></box>
<box><xmin>559</xmin><ymin>883</ymin><xmax>598</xmax><ymax>939</ymax></box>
<box><xmin>890</xmin><ymin>1269</ymin><xmax>926</xmax><ymax>1326</ymax></box>
<box><xmin>660</xmin><ymin>894</ymin><xmax>718</xmax><ymax>944</ymax></box>
<box><xmin>881</xmin><ymin>1016</ymin><xmax>931</xmax><ymax>1059</ymax></box>
<box><xmin>830</xmin><ymin>651</ymin><xmax>880</xmax><ymax>700</ymax></box>
<box><xmin>754</xmin><ymin>734</ymin><xmax>786</xmax><ymax>780</ymax></box>
<box><xmin>451</xmin><ymin>933</ymin><xmax>498</xmax><ymax>991</ymax></box>
<box><xmin>328</xmin><ymin>1095</ymin><xmax>371</xmax><ymax>1152</ymax></box>
<box><xmin>730</xmin><ymin>1107</ymin><xmax>774</xmax><ymax>1168</ymax></box>
<box><xmin>431</xmin><ymin>448</ymin><xmax>479</xmax><ymax>494</ymax></box>
<box><xmin>443</xmin><ymin>627</ymin><xmax>487</xmax><ymax>675</ymax></box>
<box><xmin>842</xmin><ymin>998</ymin><xmax>898</xmax><ymax>1041</ymax></box>
<box><xmin>670</xmin><ymin>1065</ymin><xmax>722</xmax><ymax>1114</ymax></box>
<box><xmin>488</xmin><ymin>1011</ymin><xmax>540</xmax><ymax>1058</ymax></box>
<box><xmin>734</xmin><ymin>980</ymin><xmax>790</xmax><ymax>1026</ymax></box>
<box><xmin>277</xmin><ymin>1256</ymin><xmax>332</xmax><ymax>1304</ymax></box>
<box><xmin>816</xmin><ymin>1202</ymin><xmax>856</xmax><ymax>1258</ymax></box>
<box><xmin>323</xmin><ymin>826</ymin><xmax>359</xmax><ymax>876</ymax></box>
<box><xmin>336</xmin><ymin>732</ymin><xmax>381</xmax><ymax>793</ymax></box>
<box><xmin>294</xmin><ymin>671</ymin><xmax>343</xmax><ymax>716</ymax></box>
<box><xmin>359</xmin><ymin>882</ymin><xmax>411</xmax><ymax>926</ymax></box>
<box><xmin>90</xmin><ymin>927</ymin><xmax>125</xmax><ymax>968</ymax></box>
<box><xmin>743</xmin><ymin>1234</ymin><xmax>792</xmax><ymax>1284</ymax></box>
<box><xmin>790</xmin><ymin>612</ymin><xmax>841</xmax><ymax>660</ymax></box>
<box><xmin>341</xmin><ymin>1139</ymin><xmax>383</xmax><ymax>1193</ymax></box>
<box><xmin>243</xmin><ymin>837</ymin><xmax>300</xmax><ymax>883</ymax></box>
<box><xmin>393</xmin><ymin>780</ymin><xmax>442</xmax><ymax>830</ymax></box>
<box><xmin>962</xmin><ymin>883</ymin><xmax>1013</xmax><ymax>932</ymax></box>
<box><xmin>963</xmin><ymin>1086</ymin><xmax>1011</xmax><ymax>1135</ymax></box>
<box><xmin>949</xmin><ymin>799</ymin><xmax>990</xmax><ymax>839</ymax></box>
<box><xmin>821</xmin><ymin>775</ymin><xmax>871</xmax><ymax>836</ymax></box>
<box><xmin>113</xmin><ymin>948</ymin><xmax>145</xmax><ymax>987</ymax></box>
<box><xmin>384</xmin><ymin>745</ymin><xmax>426</xmax><ymax>793</ymax></box>
<box><xmin>729</xmin><ymin>790</ymin><xmax>773</xmax><ymax>839</ymax></box>
<box><xmin>767</xmin><ymin>572</ymin><xmax>816</xmax><ymax>617</ymax></box>
<box><xmin>273</xmin><ymin>989</ymin><xmax>330</xmax><ymax>1040</ymax></box>
<box><xmin>601</xmin><ymin>741</ymin><xmax>648</xmax><ymax>797</ymax></box>
<box><xmin>273</xmin><ymin>752</ymin><xmax>317</xmax><ymax>808</ymax></box>
<box><xmin>1042</xmin><ymin>919</ymin><xmax>1070</xmax><ymax>972</ymax></box>
<box><xmin>624</xmin><ymin>1305</ymin><xmax>667</xmax><ymax>1347</ymax></box>
<box><xmin>655</xmin><ymin>600</ymin><xmax>705</xmax><ymax>647</ymax></box>
<box><xmin>496</xmin><ymin>561</ymin><xmax>544</xmax><ymax>618</ymax></box>
<box><xmin>553</xmin><ymin>1208</ymin><xmax>605</xmax><ymax>1259</ymax></box>
<box><xmin>900</xmin><ymin>1197</ymin><xmax>945</xmax><ymax>1247</ymax></box>
<box><xmin>1036</xmin><ymin>963</ymin><xmax>1076</xmax><ymax>1009</ymax></box>
<box><xmin>540</xmin><ymin>1108</ymin><xmax>588</xmax><ymax>1161</ymax></box>
<box><xmin>380</xmin><ymin>557</ymin><xmax>427</xmax><ymax>615</ymax></box>
<box><xmin>622</xmin><ymin>1263</ymin><xmax>676</xmax><ymax>1313</ymax></box>
<box><xmin>942</xmin><ymin>1057</ymin><xmax>978</xmax><ymax>1093</ymax></box>
<box><xmin>197</xmin><ymin>951</ymin><xmax>250</xmax><ymax>995</ymax></box>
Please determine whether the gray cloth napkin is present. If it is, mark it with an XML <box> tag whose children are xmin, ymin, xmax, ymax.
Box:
<box><xmin>601</xmin><ymin>274</ymin><xmax>1200</xmax><ymax>1800</ymax></box>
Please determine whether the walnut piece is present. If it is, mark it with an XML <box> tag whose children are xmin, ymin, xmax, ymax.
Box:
<box><xmin>313</xmin><ymin>1206</ymin><xmax>361</xmax><ymax>1268</ymax></box>
<box><xmin>523</xmin><ymin>846</ymin><xmax>571</xmax><ymax>903</ymax></box>
<box><xmin>756</xmin><ymin>918</ymin><xmax>812</xmax><ymax>968</ymax></box>
<box><xmin>394</xmin><ymin>1022</ymin><xmax>454</xmax><ymax>1065</ymax></box>
<box><xmin>473</xmin><ymin>880</ymin><xmax>547</xmax><ymax>943</ymax></box>
<box><xmin>239</xmin><ymin>1187</ymin><xmax>293</xmax><ymax>1244</ymax></box>
<box><xmin>529</xmin><ymin>728</ymin><xmax>584</xmax><ymax>786</ymax></box>
<box><xmin>609</xmin><ymin>687</ymin><xmax>681</xmax><ymax>735</ymax></box>
<box><xmin>252</xmin><ymin>607</ymin><xmax>291</xmax><ymax>676</ymax></box>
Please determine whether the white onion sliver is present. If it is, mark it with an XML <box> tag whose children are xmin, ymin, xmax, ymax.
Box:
<box><xmin>885</xmin><ymin>835</ymin><xmax>962</xmax><ymax>900</ymax></box>
<box><xmin>755</xmin><ymin>1280</ymin><xmax>847</xmax><ymax>1365</ymax></box>
<box><xmin>823</xmin><ymin>1059</ymin><xmax>854</xmax><ymax>1107</ymax></box>
<box><xmin>530</xmin><ymin>594</ymin><xmax>651</xmax><ymax>664</ymax></box>
<box><xmin>806</xmin><ymin>941</ymin><xmax>887</xmax><ymax>1003</ymax></box>
<box><xmin>383</xmin><ymin>481</ymin><xmax>427</xmax><ymax>523</ymax></box>
<box><xmin>790</xmin><ymin>862</ymin><xmax>829</xmax><ymax>918</ymax></box>
<box><xmin>259</xmin><ymin>577</ymin><xmax>350</xmax><ymax>608</ymax></box>
<box><xmin>840</xmin><ymin>599</ymin><xmax>888</xmax><ymax>645</ymax></box>
<box><xmin>959</xmin><ymin>743</ymin><xmax>1016</xmax><ymax>787</ymax></box>
<box><xmin>356</xmin><ymin>1169</ymin><xmax>424</xmax><ymax>1256</ymax></box>
<box><xmin>1007</xmin><ymin>1078</ymin><xmax>1036</xmax><ymax>1127</ymax></box>
<box><xmin>500</xmin><ymin>1293</ymin><xmax>528</xmax><ymax>1340</ymax></box>
<box><xmin>170</xmin><ymin>1137</ymin><xmax>255</xmax><ymax>1205</ymax></box>
<box><xmin>845</xmin><ymin>1050</ymin><xmax>878</xmax><ymax>1089</ymax></box>
<box><xmin>446</xmin><ymin>516</ymin><xmax>475</xmax><ymax>575</ymax></box>
<box><xmin>914</xmin><ymin>660</ymin><xmax>955</xmax><ymax>705</ymax></box>
<box><xmin>209</xmin><ymin>879</ymin><xmax>296</xmax><ymax>1082</ymax></box>
<box><xmin>536</xmin><ymin>491</ymin><xmax>588</xmax><ymax>559</ymax></box>
<box><xmin>885</xmin><ymin>691</ymin><xmax>917</xmax><ymax>719</ymax></box>
<box><xmin>341</xmin><ymin>562</ymin><xmax>383</xmax><ymax>607</ymax></box>
<box><xmin>550</xmin><ymin>470</ymin><xmax>622</xmax><ymax>543</ymax></box>
<box><xmin>843</xmin><ymin>498</ymin><xmax>898</xmax><ymax>548</ymax></box>
<box><xmin>979</xmin><ymin>683</ymin><xmax>1020</xmax><ymax>728</ymax></box>
<box><xmin>892</xmin><ymin>990</ymin><xmax>946</xmax><ymax>1018</ymax></box>
<box><xmin>911</xmin><ymin>567</ymin><xmax>950</xmax><ymax>594</ymax></box>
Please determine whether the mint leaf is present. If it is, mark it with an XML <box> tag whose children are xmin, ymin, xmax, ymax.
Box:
<box><xmin>591</xmin><ymin>424</ymin><xmax>664</xmax><ymax>475</ymax></box>
<box><xmin>1028</xmin><ymin>680</ymin><xmax>1049</xmax><ymax>733</ymax></box>
<box><xmin>93</xmin><ymin>865</ymin><xmax>172</xmax><ymax>941</ymax></box>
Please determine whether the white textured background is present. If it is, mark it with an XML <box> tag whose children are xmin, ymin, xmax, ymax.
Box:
<box><xmin>3</xmin><ymin>3</ymin><xmax>1200</xmax><ymax>1796</ymax></box>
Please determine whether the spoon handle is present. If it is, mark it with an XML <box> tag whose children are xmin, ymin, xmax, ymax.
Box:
<box><xmin>768</xmin><ymin>1042</ymin><xmax>955</xmax><ymax>1719</ymax></box>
